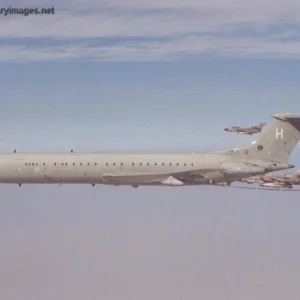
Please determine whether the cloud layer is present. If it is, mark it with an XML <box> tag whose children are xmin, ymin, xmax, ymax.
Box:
<box><xmin>0</xmin><ymin>0</ymin><xmax>300</xmax><ymax>61</ymax></box>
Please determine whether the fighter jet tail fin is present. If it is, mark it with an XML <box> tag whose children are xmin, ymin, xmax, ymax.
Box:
<box><xmin>257</xmin><ymin>122</ymin><xmax>267</xmax><ymax>129</ymax></box>
<box><xmin>237</xmin><ymin>114</ymin><xmax>300</xmax><ymax>164</ymax></box>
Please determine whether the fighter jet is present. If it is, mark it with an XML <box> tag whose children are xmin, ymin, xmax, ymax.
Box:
<box><xmin>224</xmin><ymin>122</ymin><xmax>267</xmax><ymax>135</ymax></box>
<box><xmin>241</xmin><ymin>170</ymin><xmax>300</xmax><ymax>189</ymax></box>
<box><xmin>0</xmin><ymin>113</ymin><xmax>299</xmax><ymax>187</ymax></box>
<box><xmin>240</xmin><ymin>175</ymin><xmax>265</xmax><ymax>184</ymax></box>
<box><xmin>260</xmin><ymin>182</ymin><xmax>294</xmax><ymax>189</ymax></box>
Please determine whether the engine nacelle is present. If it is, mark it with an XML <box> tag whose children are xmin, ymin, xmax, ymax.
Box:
<box><xmin>220</xmin><ymin>162</ymin><xmax>265</xmax><ymax>176</ymax></box>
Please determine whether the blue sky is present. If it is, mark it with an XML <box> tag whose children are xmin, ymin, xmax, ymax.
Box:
<box><xmin>1</xmin><ymin>60</ymin><xmax>300</xmax><ymax>153</ymax></box>
<box><xmin>0</xmin><ymin>1</ymin><xmax>300</xmax><ymax>299</ymax></box>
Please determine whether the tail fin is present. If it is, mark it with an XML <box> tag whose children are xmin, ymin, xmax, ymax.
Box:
<box><xmin>236</xmin><ymin>113</ymin><xmax>300</xmax><ymax>164</ymax></box>
<box><xmin>257</xmin><ymin>122</ymin><xmax>267</xmax><ymax>129</ymax></box>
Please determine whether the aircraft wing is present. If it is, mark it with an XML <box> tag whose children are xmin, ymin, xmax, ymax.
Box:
<box><xmin>233</xmin><ymin>127</ymin><xmax>248</xmax><ymax>132</ymax></box>
<box><xmin>267</xmin><ymin>175</ymin><xmax>291</xmax><ymax>183</ymax></box>
<box><xmin>236</xmin><ymin>128</ymin><xmax>254</xmax><ymax>134</ymax></box>
<box><xmin>171</xmin><ymin>169</ymin><xmax>222</xmax><ymax>184</ymax></box>
<box><xmin>270</xmin><ymin>181</ymin><xmax>293</xmax><ymax>188</ymax></box>
<box><xmin>240</xmin><ymin>128</ymin><xmax>251</xmax><ymax>132</ymax></box>
<box><xmin>102</xmin><ymin>168</ymin><xmax>219</xmax><ymax>185</ymax></box>
<box><xmin>101</xmin><ymin>164</ymin><xmax>259</xmax><ymax>186</ymax></box>
<box><xmin>101</xmin><ymin>172</ymin><xmax>154</xmax><ymax>180</ymax></box>
<box><xmin>240</xmin><ymin>175</ymin><xmax>262</xmax><ymax>183</ymax></box>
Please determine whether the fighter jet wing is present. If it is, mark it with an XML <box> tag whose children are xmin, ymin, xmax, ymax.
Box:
<box><xmin>253</xmin><ymin>175</ymin><xmax>273</xmax><ymax>183</ymax></box>
<box><xmin>233</xmin><ymin>128</ymin><xmax>253</xmax><ymax>135</ymax></box>
<box><xmin>267</xmin><ymin>176</ymin><xmax>291</xmax><ymax>183</ymax></box>
<box><xmin>240</xmin><ymin>128</ymin><xmax>253</xmax><ymax>133</ymax></box>
<box><xmin>272</xmin><ymin>181</ymin><xmax>293</xmax><ymax>188</ymax></box>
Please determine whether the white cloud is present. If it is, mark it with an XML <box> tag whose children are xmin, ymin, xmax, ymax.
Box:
<box><xmin>0</xmin><ymin>0</ymin><xmax>300</xmax><ymax>61</ymax></box>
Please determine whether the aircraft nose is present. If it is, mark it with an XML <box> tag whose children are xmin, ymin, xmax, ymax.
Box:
<box><xmin>224</xmin><ymin>128</ymin><xmax>228</xmax><ymax>131</ymax></box>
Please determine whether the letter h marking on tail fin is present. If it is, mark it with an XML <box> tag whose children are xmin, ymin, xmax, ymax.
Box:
<box><xmin>276</xmin><ymin>128</ymin><xmax>284</xmax><ymax>140</ymax></box>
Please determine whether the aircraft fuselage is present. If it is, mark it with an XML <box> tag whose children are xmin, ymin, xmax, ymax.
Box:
<box><xmin>0</xmin><ymin>153</ymin><xmax>291</xmax><ymax>186</ymax></box>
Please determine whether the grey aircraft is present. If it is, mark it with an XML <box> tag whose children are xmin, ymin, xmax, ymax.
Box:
<box><xmin>0</xmin><ymin>113</ymin><xmax>300</xmax><ymax>187</ymax></box>
<box><xmin>224</xmin><ymin>122</ymin><xmax>267</xmax><ymax>135</ymax></box>
<box><xmin>241</xmin><ymin>169</ymin><xmax>300</xmax><ymax>189</ymax></box>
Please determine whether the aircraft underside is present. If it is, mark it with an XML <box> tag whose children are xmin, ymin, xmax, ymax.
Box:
<box><xmin>3</xmin><ymin>171</ymin><xmax>245</xmax><ymax>187</ymax></box>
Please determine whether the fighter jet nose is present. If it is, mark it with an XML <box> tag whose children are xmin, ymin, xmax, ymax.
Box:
<box><xmin>224</xmin><ymin>128</ymin><xmax>228</xmax><ymax>131</ymax></box>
